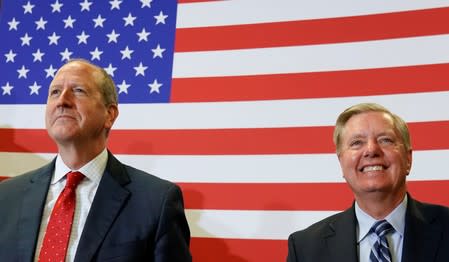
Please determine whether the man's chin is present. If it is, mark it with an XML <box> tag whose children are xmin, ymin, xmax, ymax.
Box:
<box><xmin>49</xmin><ymin>131</ymin><xmax>79</xmax><ymax>145</ymax></box>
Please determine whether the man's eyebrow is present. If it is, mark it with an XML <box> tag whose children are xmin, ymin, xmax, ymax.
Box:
<box><xmin>347</xmin><ymin>134</ymin><xmax>365</xmax><ymax>140</ymax></box>
<box><xmin>49</xmin><ymin>84</ymin><xmax>63</xmax><ymax>89</ymax></box>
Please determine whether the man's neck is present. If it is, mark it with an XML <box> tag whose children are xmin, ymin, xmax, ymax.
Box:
<box><xmin>57</xmin><ymin>143</ymin><xmax>106</xmax><ymax>170</ymax></box>
<box><xmin>355</xmin><ymin>191</ymin><xmax>406</xmax><ymax>220</ymax></box>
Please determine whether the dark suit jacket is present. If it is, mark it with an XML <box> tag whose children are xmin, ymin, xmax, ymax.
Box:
<box><xmin>287</xmin><ymin>195</ymin><xmax>449</xmax><ymax>262</ymax></box>
<box><xmin>0</xmin><ymin>151</ymin><xmax>192</xmax><ymax>262</ymax></box>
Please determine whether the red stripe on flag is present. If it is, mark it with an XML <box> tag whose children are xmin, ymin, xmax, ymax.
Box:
<box><xmin>407</xmin><ymin>180</ymin><xmax>449</xmax><ymax>207</ymax></box>
<box><xmin>191</xmin><ymin>237</ymin><xmax>287</xmax><ymax>262</ymax></box>
<box><xmin>0</xmin><ymin>127</ymin><xmax>334</xmax><ymax>154</ymax></box>
<box><xmin>175</xmin><ymin>7</ymin><xmax>449</xmax><ymax>52</ymax></box>
<box><xmin>0</xmin><ymin>129</ymin><xmax>57</xmax><ymax>153</ymax></box>
<box><xmin>180</xmin><ymin>180</ymin><xmax>449</xmax><ymax>210</ymax></box>
<box><xmin>108</xmin><ymin>126</ymin><xmax>334</xmax><ymax>154</ymax></box>
<box><xmin>180</xmin><ymin>182</ymin><xmax>354</xmax><ymax>211</ymax></box>
<box><xmin>1</xmin><ymin>176</ymin><xmax>448</xmax><ymax>210</ymax></box>
<box><xmin>171</xmin><ymin>63</ymin><xmax>449</xmax><ymax>102</ymax></box>
<box><xmin>1</xmin><ymin>121</ymin><xmax>449</xmax><ymax>154</ymax></box>
<box><xmin>410</xmin><ymin>121</ymin><xmax>449</xmax><ymax>150</ymax></box>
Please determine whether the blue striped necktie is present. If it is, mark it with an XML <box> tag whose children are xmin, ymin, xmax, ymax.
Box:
<box><xmin>370</xmin><ymin>220</ymin><xmax>394</xmax><ymax>262</ymax></box>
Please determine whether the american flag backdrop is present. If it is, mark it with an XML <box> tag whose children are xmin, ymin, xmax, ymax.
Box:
<box><xmin>1</xmin><ymin>0</ymin><xmax>449</xmax><ymax>261</ymax></box>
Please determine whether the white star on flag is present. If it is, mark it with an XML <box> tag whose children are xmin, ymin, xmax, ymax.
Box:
<box><xmin>51</xmin><ymin>0</ymin><xmax>63</xmax><ymax>13</ymax></box>
<box><xmin>20</xmin><ymin>33</ymin><xmax>32</xmax><ymax>46</ymax></box>
<box><xmin>120</xmin><ymin>46</ymin><xmax>134</xmax><ymax>60</ymax></box>
<box><xmin>63</xmin><ymin>16</ymin><xmax>76</xmax><ymax>28</ymax></box>
<box><xmin>1</xmin><ymin>82</ymin><xmax>13</xmax><ymax>95</ymax></box>
<box><xmin>8</xmin><ymin>18</ymin><xmax>20</xmax><ymax>31</ymax></box>
<box><xmin>140</xmin><ymin>0</ymin><xmax>152</xmax><ymax>8</ymax></box>
<box><xmin>17</xmin><ymin>65</ymin><xmax>29</xmax><ymax>79</ymax></box>
<box><xmin>23</xmin><ymin>1</ymin><xmax>35</xmax><ymax>14</ymax></box>
<box><xmin>137</xmin><ymin>28</ymin><xmax>150</xmax><ymax>42</ymax></box>
<box><xmin>35</xmin><ymin>17</ymin><xmax>47</xmax><ymax>30</ymax></box>
<box><xmin>5</xmin><ymin>50</ymin><xmax>17</xmax><ymax>63</ymax></box>
<box><xmin>107</xmin><ymin>30</ymin><xmax>120</xmax><ymax>43</ymax></box>
<box><xmin>45</xmin><ymin>65</ymin><xmax>57</xmax><ymax>78</ymax></box>
<box><xmin>134</xmin><ymin>62</ymin><xmax>148</xmax><ymax>76</ymax></box>
<box><xmin>60</xmin><ymin>48</ymin><xmax>73</xmax><ymax>61</ymax></box>
<box><xmin>154</xmin><ymin>11</ymin><xmax>168</xmax><ymax>25</ymax></box>
<box><xmin>151</xmin><ymin>44</ymin><xmax>165</xmax><ymax>58</ymax></box>
<box><xmin>77</xmin><ymin>31</ymin><xmax>90</xmax><ymax>44</ymax></box>
<box><xmin>48</xmin><ymin>32</ymin><xmax>61</xmax><ymax>45</ymax></box>
<box><xmin>110</xmin><ymin>0</ymin><xmax>122</xmax><ymax>10</ymax></box>
<box><xmin>29</xmin><ymin>81</ymin><xmax>41</xmax><ymax>95</ymax></box>
<box><xmin>93</xmin><ymin>14</ymin><xmax>106</xmax><ymax>28</ymax></box>
<box><xmin>117</xmin><ymin>80</ymin><xmax>130</xmax><ymax>94</ymax></box>
<box><xmin>123</xmin><ymin>13</ymin><xmax>137</xmax><ymax>27</ymax></box>
<box><xmin>104</xmin><ymin>64</ymin><xmax>117</xmax><ymax>77</ymax></box>
<box><xmin>148</xmin><ymin>79</ymin><xmax>162</xmax><ymax>93</ymax></box>
<box><xmin>90</xmin><ymin>47</ymin><xmax>103</xmax><ymax>61</ymax></box>
<box><xmin>32</xmin><ymin>49</ymin><xmax>45</xmax><ymax>62</ymax></box>
<box><xmin>80</xmin><ymin>0</ymin><xmax>93</xmax><ymax>12</ymax></box>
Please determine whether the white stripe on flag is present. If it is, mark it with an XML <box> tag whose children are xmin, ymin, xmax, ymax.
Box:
<box><xmin>173</xmin><ymin>34</ymin><xmax>449</xmax><ymax>77</ymax></box>
<box><xmin>186</xmin><ymin>209</ymin><xmax>339</xmax><ymax>240</ymax></box>
<box><xmin>177</xmin><ymin>0</ymin><xmax>449</xmax><ymax>28</ymax></box>
<box><xmin>2</xmin><ymin>150</ymin><xmax>448</xmax><ymax>182</ymax></box>
<box><xmin>2</xmin><ymin>91</ymin><xmax>449</xmax><ymax>129</ymax></box>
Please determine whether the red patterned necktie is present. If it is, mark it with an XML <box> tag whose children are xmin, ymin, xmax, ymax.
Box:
<box><xmin>38</xmin><ymin>171</ymin><xmax>84</xmax><ymax>262</ymax></box>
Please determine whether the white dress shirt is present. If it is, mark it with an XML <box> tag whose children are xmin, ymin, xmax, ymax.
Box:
<box><xmin>355</xmin><ymin>195</ymin><xmax>407</xmax><ymax>262</ymax></box>
<box><xmin>34</xmin><ymin>149</ymin><xmax>108</xmax><ymax>262</ymax></box>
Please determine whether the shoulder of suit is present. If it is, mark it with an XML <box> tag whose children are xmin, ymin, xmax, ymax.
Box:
<box><xmin>0</xmin><ymin>161</ymin><xmax>53</xmax><ymax>188</ymax></box>
<box><xmin>289</xmin><ymin>208</ymin><xmax>352</xmax><ymax>239</ymax></box>
<box><xmin>122</xmin><ymin>164</ymin><xmax>177</xmax><ymax>188</ymax></box>
<box><xmin>408</xmin><ymin>197</ymin><xmax>449</xmax><ymax>224</ymax></box>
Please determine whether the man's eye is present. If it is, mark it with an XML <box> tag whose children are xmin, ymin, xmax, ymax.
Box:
<box><xmin>379</xmin><ymin>137</ymin><xmax>394</xmax><ymax>145</ymax></box>
<box><xmin>349</xmin><ymin>140</ymin><xmax>363</xmax><ymax>147</ymax></box>
<box><xmin>73</xmin><ymin>87</ymin><xmax>87</xmax><ymax>94</ymax></box>
<box><xmin>49</xmin><ymin>89</ymin><xmax>60</xmax><ymax>96</ymax></box>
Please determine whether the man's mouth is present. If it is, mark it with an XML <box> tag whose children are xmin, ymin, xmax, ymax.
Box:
<box><xmin>360</xmin><ymin>165</ymin><xmax>385</xmax><ymax>172</ymax></box>
<box><xmin>57</xmin><ymin>115</ymin><xmax>75</xmax><ymax>119</ymax></box>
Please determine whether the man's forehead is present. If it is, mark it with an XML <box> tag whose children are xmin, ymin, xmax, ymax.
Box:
<box><xmin>343</xmin><ymin>112</ymin><xmax>396</xmax><ymax>132</ymax></box>
<box><xmin>51</xmin><ymin>62</ymin><xmax>98</xmax><ymax>82</ymax></box>
<box><xmin>58</xmin><ymin>61</ymin><xmax>95</xmax><ymax>73</ymax></box>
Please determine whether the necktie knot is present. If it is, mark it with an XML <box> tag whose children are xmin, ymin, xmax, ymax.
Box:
<box><xmin>371</xmin><ymin>220</ymin><xmax>393</xmax><ymax>238</ymax></box>
<box><xmin>66</xmin><ymin>171</ymin><xmax>84</xmax><ymax>190</ymax></box>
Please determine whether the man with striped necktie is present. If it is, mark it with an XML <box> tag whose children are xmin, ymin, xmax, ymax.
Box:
<box><xmin>287</xmin><ymin>103</ymin><xmax>449</xmax><ymax>262</ymax></box>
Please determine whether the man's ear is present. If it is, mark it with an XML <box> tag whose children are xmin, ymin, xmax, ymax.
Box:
<box><xmin>105</xmin><ymin>104</ymin><xmax>119</xmax><ymax>130</ymax></box>
<box><xmin>406</xmin><ymin>149</ymin><xmax>412</xmax><ymax>176</ymax></box>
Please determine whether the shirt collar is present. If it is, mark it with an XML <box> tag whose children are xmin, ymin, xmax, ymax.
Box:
<box><xmin>52</xmin><ymin>148</ymin><xmax>108</xmax><ymax>186</ymax></box>
<box><xmin>355</xmin><ymin>194</ymin><xmax>407</xmax><ymax>243</ymax></box>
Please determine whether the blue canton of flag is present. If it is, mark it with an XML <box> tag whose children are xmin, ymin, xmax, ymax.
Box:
<box><xmin>0</xmin><ymin>0</ymin><xmax>177</xmax><ymax>104</ymax></box>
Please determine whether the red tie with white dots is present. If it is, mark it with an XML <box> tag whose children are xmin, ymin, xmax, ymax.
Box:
<box><xmin>38</xmin><ymin>171</ymin><xmax>84</xmax><ymax>262</ymax></box>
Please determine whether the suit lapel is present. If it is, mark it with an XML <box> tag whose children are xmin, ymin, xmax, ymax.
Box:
<box><xmin>401</xmin><ymin>196</ymin><xmax>442</xmax><ymax>262</ymax></box>
<box><xmin>324</xmin><ymin>207</ymin><xmax>358</xmax><ymax>262</ymax></box>
<box><xmin>75</xmin><ymin>153</ymin><xmax>130</xmax><ymax>262</ymax></box>
<box><xmin>17</xmin><ymin>161</ymin><xmax>54</xmax><ymax>262</ymax></box>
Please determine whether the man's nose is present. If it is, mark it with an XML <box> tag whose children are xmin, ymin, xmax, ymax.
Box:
<box><xmin>56</xmin><ymin>88</ymin><xmax>73</xmax><ymax>107</ymax></box>
<box><xmin>364</xmin><ymin>139</ymin><xmax>381</xmax><ymax>157</ymax></box>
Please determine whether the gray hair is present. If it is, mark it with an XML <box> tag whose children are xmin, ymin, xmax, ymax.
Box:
<box><xmin>333</xmin><ymin>103</ymin><xmax>411</xmax><ymax>155</ymax></box>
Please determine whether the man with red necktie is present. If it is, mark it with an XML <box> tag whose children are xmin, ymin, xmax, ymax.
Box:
<box><xmin>0</xmin><ymin>59</ymin><xmax>192</xmax><ymax>262</ymax></box>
